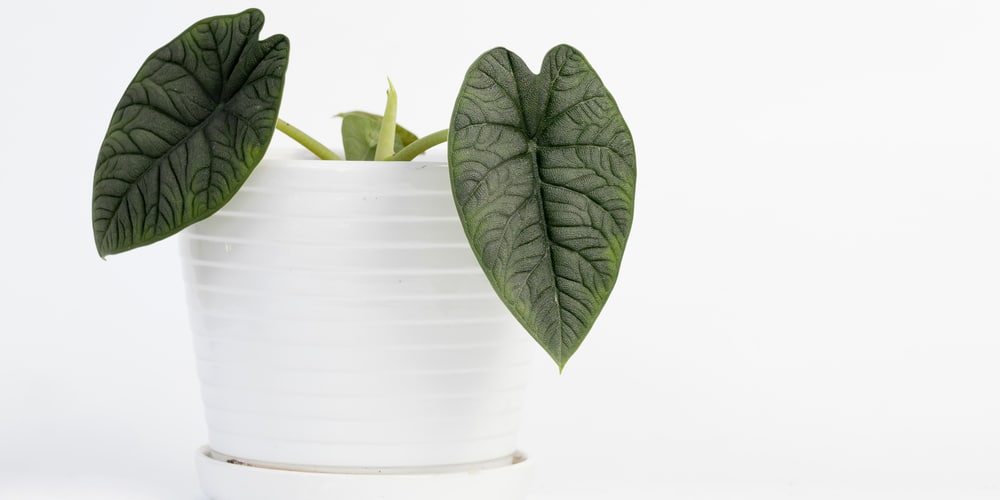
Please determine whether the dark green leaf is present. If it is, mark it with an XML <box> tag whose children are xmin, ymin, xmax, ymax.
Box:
<box><xmin>337</xmin><ymin>111</ymin><xmax>418</xmax><ymax>161</ymax></box>
<box><xmin>92</xmin><ymin>9</ymin><xmax>289</xmax><ymax>257</ymax></box>
<box><xmin>449</xmin><ymin>45</ymin><xmax>636</xmax><ymax>369</ymax></box>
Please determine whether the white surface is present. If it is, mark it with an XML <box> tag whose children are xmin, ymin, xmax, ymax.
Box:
<box><xmin>183</xmin><ymin>159</ymin><xmax>534</xmax><ymax>467</ymax></box>
<box><xmin>2</xmin><ymin>1</ymin><xmax>1000</xmax><ymax>499</ymax></box>
<box><xmin>195</xmin><ymin>447</ymin><xmax>532</xmax><ymax>500</ymax></box>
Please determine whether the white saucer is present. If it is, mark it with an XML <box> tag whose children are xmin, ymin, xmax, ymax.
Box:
<box><xmin>195</xmin><ymin>446</ymin><xmax>533</xmax><ymax>500</ymax></box>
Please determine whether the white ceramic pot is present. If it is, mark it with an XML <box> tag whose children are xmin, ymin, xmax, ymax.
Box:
<box><xmin>179</xmin><ymin>158</ymin><xmax>535</xmax><ymax>500</ymax></box>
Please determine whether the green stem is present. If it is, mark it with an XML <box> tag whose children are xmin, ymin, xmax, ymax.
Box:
<box><xmin>275</xmin><ymin>118</ymin><xmax>341</xmax><ymax>160</ymax></box>
<box><xmin>390</xmin><ymin>129</ymin><xmax>448</xmax><ymax>161</ymax></box>
<box><xmin>374</xmin><ymin>78</ymin><xmax>398</xmax><ymax>161</ymax></box>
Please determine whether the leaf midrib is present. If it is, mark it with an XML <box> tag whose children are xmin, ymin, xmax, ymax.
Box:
<box><xmin>531</xmin><ymin>48</ymin><xmax>592</xmax><ymax>363</ymax></box>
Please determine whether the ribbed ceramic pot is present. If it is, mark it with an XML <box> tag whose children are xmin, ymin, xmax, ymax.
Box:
<box><xmin>178</xmin><ymin>157</ymin><xmax>535</xmax><ymax>500</ymax></box>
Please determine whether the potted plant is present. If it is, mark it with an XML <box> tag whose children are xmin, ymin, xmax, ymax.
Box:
<box><xmin>92</xmin><ymin>8</ymin><xmax>635</xmax><ymax>500</ymax></box>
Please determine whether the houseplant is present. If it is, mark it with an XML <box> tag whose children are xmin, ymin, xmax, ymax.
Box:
<box><xmin>92</xmin><ymin>8</ymin><xmax>635</xmax><ymax>500</ymax></box>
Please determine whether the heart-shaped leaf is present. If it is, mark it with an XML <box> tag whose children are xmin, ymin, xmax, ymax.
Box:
<box><xmin>92</xmin><ymin>9</ymin><xmax>289</xmax><ymax>257</ymax></box>
<box><xmin>337</xmin><ymin>111</ymin><xmax>418</xmax><ymax>161</ymax></box>
<box><xmin>449</xmin><ymin>45</ymin><xmax>636</xmax><ymax>370</ymax></box>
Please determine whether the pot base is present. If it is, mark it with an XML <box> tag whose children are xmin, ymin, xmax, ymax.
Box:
<box><xmin>194</xmin><ymin>446</ymin><xmax>533</xmax><ymax>500</ymax></box>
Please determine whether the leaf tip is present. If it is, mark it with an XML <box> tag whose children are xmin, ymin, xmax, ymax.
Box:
<box><xmin>547</xmin><ymin>348</ymin><xmax>571</xmax><ymax>373</ymax></box>
<box><xmin>93</xmin><ymin>229</ymin><xmax>108</xmax><ymax>259</ymax></box>
<box><xmin>95</xmin><ymin>237</ymin><xmax>115</xmax><ymax>259</ymax></box>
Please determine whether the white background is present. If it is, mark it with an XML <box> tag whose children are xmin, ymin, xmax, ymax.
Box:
<box><xmin>2</xmin><ymin>1</ymin><xmax>999</xmax><ymax>499</ymax></box>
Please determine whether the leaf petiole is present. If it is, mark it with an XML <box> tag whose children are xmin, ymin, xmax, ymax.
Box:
<box><xmin>389</xmin><ymin>129</ymin><xmax>448</xmax><ymax>161</ymax></box>
<box><xmin>275</xmin><ymin>118</ymin><xmax>342</xmax><ymax>160</ymax></box>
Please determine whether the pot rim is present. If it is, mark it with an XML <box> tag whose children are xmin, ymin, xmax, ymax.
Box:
<box><xmin>261</xmin><ymin>148</ymin><xmax>448</xmax><ymax>168</ymax></box>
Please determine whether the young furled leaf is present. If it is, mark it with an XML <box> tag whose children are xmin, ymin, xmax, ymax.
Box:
<box><xmin>338</xmin><ymin>111</ymin><xmax>418</xmax><ymax>160</ymax></box>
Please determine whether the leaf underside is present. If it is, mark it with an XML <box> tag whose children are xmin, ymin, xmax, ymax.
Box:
<box><xmin>92</xmin><ymin>8</ymin><xmax>289</xmax><ymax>257</ymax></box>
<box><xmin>448</xmin><ymin>45</ymin><xmax>636</xmax><ymax>369</ymax></box>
